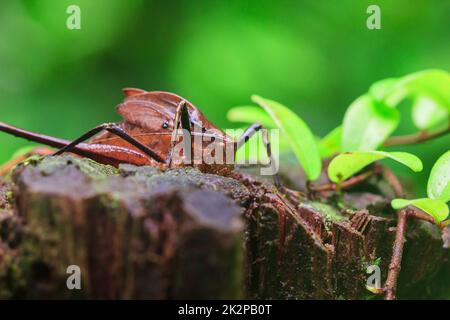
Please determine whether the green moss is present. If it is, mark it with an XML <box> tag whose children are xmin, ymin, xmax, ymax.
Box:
<box><xmin>302</xmin><ymin>201</ymin><xmax>344</xmax><ymax>222</ymax></box>
<box><xmin>74</xmin><ymin>158</ymin><xmax>118</xmax><ymax>178</ymax></box>
<box><xmin>5</xmin><ymin>191</ymin><xmax>13</xmax><ymax>201</ymax></box>
<box><xmin>100</xmin><ymin>193</ymin><xmax>121</xmax><ymax>211</ymax></box>
<box><xmin>119</xmin><ymin>165</ymin><xmax>245</xmax><ymax>195</ymax></box>
<box><xmin>119</xmin><ymin>163</ymin><xmax>161</xmax><ymax>177</ymax></box>
<box><xmin>21</xmin><ymin>155</ymin><xmax>118</xmax><ymax>180</ymax></box>
<box><xmin>21</xmin><ymin>155</ymin><xmax>44</xmax><ymax>167</ymax></box>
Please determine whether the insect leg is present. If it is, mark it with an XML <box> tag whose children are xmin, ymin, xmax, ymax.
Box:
<box><xmin>0</xmin><ymin>121</ymin><xmax>70</xmax><ymax>148</ymax></box>
<box><xmin>53</xmin><ymin>123</ymin><xmax>164</xmax><ymax>163</ymax></box>
<box><xmin>236</xmin><ymin>123</ymin><xmax>283</xmax><ymax>190</ymax></box>
<box><xmin>168</xmin><ymin>100</ymin><xmax>192</xmax><ymax>166</ymax></box>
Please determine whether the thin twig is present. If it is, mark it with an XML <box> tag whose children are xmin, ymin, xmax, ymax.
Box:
<box><xmin>440</xmin><ymin>220</ymin><xmax>450</xmax><ymax>228</ymax></box>
<box><xmin>385</xmin><ymin>208</ymin><xmax>408</xmax><ymax>300</ymax></box>
<box><xmin>381</xmin><ymin>165</ymin><xmax>405</xmax><ymax>198</ymax></box>
<box><xmin>407</xmin><ymin>207</ymin><xmax>435</xmax><ymax>225</ymax></box>
<box><xmin>384</xmin><ymin>126</ymin><xmax>450</xmax><ymax>147</ymax></box>
<box><xmin>382</xmin><ymin>165</ymin><xmax>407</xmax><ymax>300</ymax></box>
<box><xmin>383</xmin><ymin>206</ymin><xmax>435</xmax><ymax>300</ymax></box>
<box><xmin>310</xmin><ymin>170</ymin><xmax>376</xmax><ymax>192</ymax></box>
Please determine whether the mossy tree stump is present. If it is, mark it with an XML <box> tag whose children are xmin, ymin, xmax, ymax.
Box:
<box><xmin>0</xmin><ymin>155</ymin><xmax>448</xmax><ymax>299</ymax></box>
<box><xmin>0</xmin><ymin>156</ymin><xmax>245</xmax><ymax>299</ymax></box>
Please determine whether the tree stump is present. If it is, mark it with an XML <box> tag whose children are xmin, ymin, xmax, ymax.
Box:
<box><xmin>0</xmin><ymin>156</ymin><xmax>245</xmax><ymax>299</ymax></box>
<box><xmin>0</xmin><ymin>155</ymin><xmax>448</xmax><ymax>299</ymax></box>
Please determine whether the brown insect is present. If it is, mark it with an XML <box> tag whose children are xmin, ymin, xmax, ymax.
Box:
<box><xmin>0</xmin><ymin>88</ymin><xmax>280</xmax><ymax>186</ymax></box>
<box><xmin>0</xmin><ymin>89</ymin><xmax>301</xmax><ymax>277</ymax></box>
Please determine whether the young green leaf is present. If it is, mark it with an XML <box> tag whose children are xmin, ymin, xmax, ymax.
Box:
<box><xmin>252</xmin><ymin>95</ymin><xmax>321</xmax><ymax>181</ymax></box>
<box><xmin>328</xmin><ymin>150</ymin><xmax>423</xmax><ymax>183</ymax></box>
<box><xmin>369</xmin><ymin>70</ymin><xmax>450</xmax><ymax>132</ymax></box>
<box><xmin>369</xmin><ymin>78</ymin><xmax>408</xmax><ymax>107</ymax></box>
<box><xmin>412</xmin><ymin>96</ymin><xmax>449</xmax><ymax>130</ymax></box>
<box><xmin>400</xmin><ymin>69</ymin><xmax>450</xmax><ymax>109</ymax></box>
<box><xmin>227</xmin><ymin>106</ymin><xmax>277</xmax><ymax>128</ymax></box>
<box><xmin>342</xmin><ymin>95</ymin><xmax>400</xmax><ymax>151</ymax></box>
<box><xmin>319</xmin><ymin>126</ymin><xmax>342</xmax><ymax>158</ymax></box>
<box><xmin>428</xmin><ymin>150</ymin><xmax>450</xmax><ymax>202</ymax></box>
<box><xmin>391</xmin><ymin>198</ymin><xmax>449</xmax><ymax>223</ymax></box>
<box><xmin>369</xmin><ymin>78</ymin><xmax>397</xmax><ymax>101</ymax></box>
<box><xmin>371</xmin><ymin>69</ymin><xmax>450</xmax><ymax>110</ymax></box>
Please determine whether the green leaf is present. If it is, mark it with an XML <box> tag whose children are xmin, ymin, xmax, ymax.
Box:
<box><xmin>328</xmin><ymin>150</ymin><xmax>423</xmax><ymax>183</ymax></box>
<box><xmin>428</xmin><ymin>150</ymin><xmax>450</xmax><ymax>202</ymax></box>
<box><xmin>391</xmin><ymin>198</ymin><xmax>449</xmax><ymax>223</ymax></box>
<box><xmin>369</xmin><ymin>70</ymin><xmax>450</xmax><ymax>131</ymax></box>
<box><xmin>342</xmin><ymin>95</ymin><xmax>400</xmax><ymax>151</ymax></box>
<box><xmin>371</xmin><ymin>69</ymin><xmax>450</xmax><ymax>110</ymax></box>
<box><xmin>412</xmin><ymin>96</ymin><xmax>449</xmax><ymax>130</ymax></box>
<box><xmin>369</xmin><ymin>78</ymin><xmax>397</xmax><ymax>101</ymax></box>
<box><xmin>252</xmin><ymin>95</ymin><xmax>321</xmax><ymax>181</ymax></box>
<box><xmin>319</xmin><ymin>126</ymin><xmax>342</xmax><ymax>158</ymax></box>
<box><xmin>400</xmin><ymin>69</ymin><xmax>450</xmax><ymax>109</ymax></box>
<box><xmin>227</xmin><ymin>106</ymin><xmax>276</xmax><ymax>128</ymax></box>
<box><xmin>369</xmin><ymin>78</ymin><xmax>408</xmax><ymax>107</ymax></box>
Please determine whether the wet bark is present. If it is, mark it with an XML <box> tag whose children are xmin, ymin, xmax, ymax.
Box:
<box><xmin>0</xmin><ymin>155</ymin><xmax>448</xmax><ymax>299</ymax></box>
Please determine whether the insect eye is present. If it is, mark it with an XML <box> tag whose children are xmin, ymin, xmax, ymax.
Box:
<box><xmin>162</xmin><ymin>122</ymin><xmax>169</xmax><ymax>129</ymax></box>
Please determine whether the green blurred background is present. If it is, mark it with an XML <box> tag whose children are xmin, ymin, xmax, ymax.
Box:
<box><xmin>0</xmin><ymin>0</ymin><xmax>448</xmax><ymax>195</ymax></box>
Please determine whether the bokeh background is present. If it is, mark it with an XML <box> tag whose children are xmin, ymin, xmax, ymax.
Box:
<box><xmin>0</xmin><ymin>0</ymin><xmax>448</xmax><ymax>195</ymax></box>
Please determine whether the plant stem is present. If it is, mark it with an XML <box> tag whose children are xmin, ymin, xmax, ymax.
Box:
<box><xmin>310</xmin><ymin>170</ymin><xmax>376</xmax><ymax>192</ymax></box>
<box><xmin>440</xmin><ymin>220</ymin><xmax>450</xmax><ymax>228</ymax></box>
<box><xmin>407</xmin><ymin>207</ymin><xmax>435</xmax><ymax>224</ymax></box>
<box><xmin>384</xmin><ymin>126</ymin><xmax>450</xmax><ymax>147</ymax></box>
<box><xmin>382</xmin><ymin>167</ymin><xmax>406</xmax><ymax>300</ymax></box>
<box><xmin>384</xmin><ymin>204</ymin><xmax>436</xmax><ymax>300</ymax></box>
<box><xmin>385</xmin><ymin>208</ymin><xmax>408</xmax><ymax>300</ymax></box>
<box><xmin>381</xmin><ymin>166</ymin><xmax>405</xmax><ymax>198</ymax></box>
<box><xmin>382</xmin><ymin>166</ymin><xmax>438</xmax><ymax>300</ymax></box>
